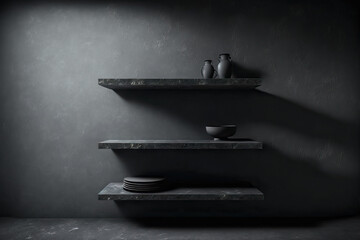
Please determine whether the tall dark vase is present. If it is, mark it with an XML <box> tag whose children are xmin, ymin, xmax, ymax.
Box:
<box><xmin>201</xmin><ymin>60</ymin><xmax>216</xmax><ymax>78</ymax></box>
<box><xmin>217</xmin><ymin>53</ymin><xmax>232</xmax><ymax>78</ymax></box>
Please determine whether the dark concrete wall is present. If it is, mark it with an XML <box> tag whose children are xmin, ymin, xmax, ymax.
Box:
<box><xmin>0</xmin><ymin>0</ymin><xmax>359</xmax><ymax>217</ymax></box>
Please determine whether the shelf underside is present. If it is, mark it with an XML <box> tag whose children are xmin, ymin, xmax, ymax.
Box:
<box><xmin>98</xmin><ymin>140</ymin><xmax>263</xmax><ymax>150</ymax></box>
<box><xmin>98</xmin><ymin>183</ymin><xmax>264</xmax><ymax>201</ymax></box>
<box><xmin>98</xmin><ymin>78</ymin><xmax>261</xmax><ymax>90</ymax></box>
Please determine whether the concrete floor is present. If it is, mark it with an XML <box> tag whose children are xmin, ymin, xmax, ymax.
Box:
<box><xmin>1</xmin><ymin>217</ymin><xmax>360</xmax><ymax>240</ymax></box>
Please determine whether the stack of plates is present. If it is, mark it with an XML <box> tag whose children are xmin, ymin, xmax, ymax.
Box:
<box><xmin>123</xmin><ymin>177</ymin><xmax>166</xmax><ymax>192</ymax></box>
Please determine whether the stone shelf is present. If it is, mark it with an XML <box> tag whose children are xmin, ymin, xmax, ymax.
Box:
<box><xmin>98</xmin><ymin>140</ymin><xmax>263</xmax><ymax>150</ymax></box>
<box><xmin>98</xmin><ymin>78</ymin><xmax>261</xmax><ymax>90</ymax></box>
<box><xmin>98</xmin><ymin>183</ymin><xmax>264</xmax><ymax>201</ymax></box>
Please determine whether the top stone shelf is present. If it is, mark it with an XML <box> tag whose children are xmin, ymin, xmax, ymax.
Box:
<box><xmin>98</xmin><ymin>78</ymin><xmax>261</xmax><ymax>90</ymax></box>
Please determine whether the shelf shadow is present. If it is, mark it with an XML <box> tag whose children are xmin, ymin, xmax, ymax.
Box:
<box><xmin>232</xmin><ymin>61</ymin><xmax>264</xmax><ymax>78</ymax></box>
<box><xmin>111</xmin><ymin>143</ymin><xmax>357</xmax><ymax>217</ymax></box>
<box><xmin>109</xmin><ymin>64</ymin><xmax>359</xmax><ymax>217</ymax></box>
<box><xmin>114</xmin><ymin>89</ymin><xmax>358</xmax><ymax>150</ymax></box>
<box><xmin>119</xmin><ymin>217</ymin><xmax>326</xmax><ymax>228</ymax></box>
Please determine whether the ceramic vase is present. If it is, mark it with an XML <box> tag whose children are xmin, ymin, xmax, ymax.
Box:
<box><xmin>201</xmin><ymin>60</ymin><xmax>217</xmax><ymax>78</ymax></box>
<box><xmin>217</xmin><ymin>53</ymin><xmax>232</xmax><ymax>78</ymax></box>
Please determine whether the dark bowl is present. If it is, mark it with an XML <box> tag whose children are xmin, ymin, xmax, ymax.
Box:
<box><xmin>205</xmin><ymin>125</ymin><xmax>237</xmax><ymax>140</ymax></box>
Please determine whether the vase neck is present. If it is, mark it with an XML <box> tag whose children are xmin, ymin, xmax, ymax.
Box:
<box><xmin>219</xmin><ymin>54</ymin><xmax>230</xmax><ymax>60</ymax></box>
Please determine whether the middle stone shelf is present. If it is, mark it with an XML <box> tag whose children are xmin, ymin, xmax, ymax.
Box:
<box><xmin>98</xmin><ymin>140</ymin><xmax>263</xmax><ymax>150</ymax></box>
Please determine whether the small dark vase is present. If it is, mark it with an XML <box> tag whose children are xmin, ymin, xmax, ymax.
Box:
<box><xmin>217</xmin><ymin>53</ymin><xmax>232</xmax><ymax>78</ymax></box>
<box><xmin>201</xmin><ymin>60</ymin><xmax>217</xmax><ymax>78</ymax></box>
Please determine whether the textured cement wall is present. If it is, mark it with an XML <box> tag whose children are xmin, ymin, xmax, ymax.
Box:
<box><xmin>0</xmin><ymin>0</ymin><xmax>359</xmax><ymax>217</ymax></box>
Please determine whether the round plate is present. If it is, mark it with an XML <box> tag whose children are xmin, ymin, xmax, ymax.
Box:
<box><xmin>123</xmin><ymin>188</ymin><xmax>163</xmax><ymax>191</ymax></box>
<box><xmin>124</xmin><ymin>177</ymin><xmax>165</xmax><ymax>183</ymax></box>
<box><xmin>123</xmin><ymin>187</ymin><xmax>163</xmax><ymax>192</ymax></box>
<box><xmin>123</xmin><ymin>184</ymin><xmax>162</xmax><ymax>188</ymax></box>
<box><xmin>123</xmin><ymin>183</ymin><xmax>162</xmax><ymax>187</ymax></box>
<box><xmin>123</xmin><ymin>185</ymin><xmax>163</xmax><ymax>190</ymax></box>
<box><xmin>123</xmin><ymin>182</ymin><xmax>163</xmax><ymax>186</ymax></box>
<box><xmin>124</xmin><ymin>181</ymin><xmax>164</xmax><ymax>186</ymax></box>
<box><xmin>124</xmin><ymin>184</ymin><xmax>163</xmax><ymax>189</ymax></box>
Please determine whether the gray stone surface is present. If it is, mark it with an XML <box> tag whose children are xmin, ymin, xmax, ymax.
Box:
<box><xmin>98</xmin><ymin>140</ymin><xmax>263</xmax><ymax>150</ymax></box>
<box><xmin>98</xmin><ymin>183</ymin><xmax>264</xmax><ymax>200</ymax></box>
<box><xmin>1</xmin><ymin>217</ymin><xmax>360</xmax><ymax>240</ymax></box>
<box><xmin>98</xmin><ymin>78</ymin><xmax>261</xmax><ymax>89</ymax></box>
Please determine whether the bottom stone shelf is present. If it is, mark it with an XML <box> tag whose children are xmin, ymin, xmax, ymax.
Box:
<box><xmin>98</xmin><ymin>183</ymin><xmax>264</xmax><ymax>201</ymax></box>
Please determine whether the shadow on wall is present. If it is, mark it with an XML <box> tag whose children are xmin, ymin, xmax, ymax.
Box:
<box><xmin>106</xmin><ymin>64</ymin><xmax>359</xmax><ymax>218</ymax></box>
<box><xmin>231</xmin><ymin>61</ymin><xmax>263</xmax><ymax>78</ymax></box>
<box><xmin>112</xmin><ymin>146</ymin><xmax>356</xmax><ymax>218</ymax></box>
<box><xmin>111</xmin><ymin>215</ymin><xmax>326</xmax><ymax>227</ymax></box>
<box><xmin>115</xmin><ymin>73</ymin><xmax>356</xmax><ymax>149</ymax></box>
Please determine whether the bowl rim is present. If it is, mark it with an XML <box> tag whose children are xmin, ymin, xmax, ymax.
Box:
<box><xmin>206</xmin><ymin>125</ymin><xmax>237</xmax><ymax>128</ymax></box>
